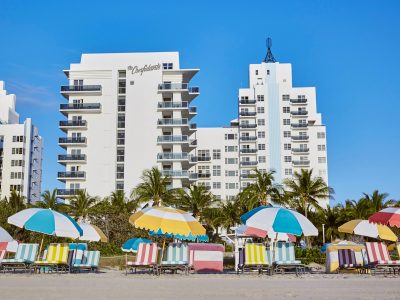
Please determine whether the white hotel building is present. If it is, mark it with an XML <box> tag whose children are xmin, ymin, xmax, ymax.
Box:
<box><xmin>0</xmin><ymin>81</ymin><xmax>43</xmax><ymax>203</ymax></box>
<box><xmin>58</xmin><ymin>50</ymin><xmax>328</xmax><ymax>206</ymax></box>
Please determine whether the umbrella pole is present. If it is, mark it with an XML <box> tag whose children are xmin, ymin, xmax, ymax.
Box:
<box><xmin>161</xmin><ymin>236</ymin><xmax>166</xmax><ymax>262</ymax></box>
<box><xmin>38</xmin><ymin>234</ymin><xmax>44</xmax><ymax>260</ymax></box>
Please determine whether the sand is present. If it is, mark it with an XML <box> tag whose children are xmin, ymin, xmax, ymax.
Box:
<box><xmin>0</xmin><ymin>270</ymin><xmax>398</xmax><ymax>300</ymax></box>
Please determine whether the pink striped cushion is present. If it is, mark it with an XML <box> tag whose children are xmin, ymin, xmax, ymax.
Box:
<box><xmin>134</xmin><ymin>243</ymin><xmax>158</xmax><ymax>266</ymax></box>
<box><xmin>366</xmin><ymin>242</ymin><xmax>390</xmax><ymax>264</ymax></box>
<box><xmin>0</xmin><ymin>250</ymin><xmax>6</xmax><ymax>262</ymax></box>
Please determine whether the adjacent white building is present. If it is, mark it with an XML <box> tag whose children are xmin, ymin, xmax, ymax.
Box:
<box><xmin>0</xmin><ymin>81</ymin><xmax>43</xmax><ymax>203</ymax></box>
<box><xmin>58</xmin><ymin>52</ymin><xmax>199</xmax><ymax>199</ymax></box>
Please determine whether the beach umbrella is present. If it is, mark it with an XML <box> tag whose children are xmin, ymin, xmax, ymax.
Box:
<box><xmin>235</xmin><ymin>224</ymin><xmax>296</xmax><ymax>242</ymax></box>
<box><xmin>0</xmin><ymin>226</ymin><xmax>14</xmax><ymax>242</ymax></box>
<box><xmin>368</xmin><ymin>207</ymin><xmax>400</xmax><ymax>228</ymax></box>
<box><xmin>240</xmin><ymin>206</ymin><xmax>318</xmax><ymax>237</ymax></box>
<box><xmin>338</xmin><ymin>219</ymin><xmax>397</xmax><ymax>242</ymax></box>
<box><xmin>121</xmin><ymin>238</ymin><xmax>152</xmax><ymax>253</ymax></box>
<box><xmin>8</xmin><ymin>208</ymin><xmax>83</xmax><ymax>255</ymax></box>
<box><xmin>78</xmin><ymin>222</ymin><xmax>108</xmax><ymax>242</ymax></box>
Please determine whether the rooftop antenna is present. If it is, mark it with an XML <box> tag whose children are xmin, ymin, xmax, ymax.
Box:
<box><xmin>264</xmin><ymin>37</ymin><xmax>276</xmax><ymax>63</ymax></box>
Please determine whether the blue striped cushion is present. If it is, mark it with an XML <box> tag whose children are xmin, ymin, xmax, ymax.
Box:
<box><xmin>14</xmin><ymin>243</ymin><xmax>38</xmax><ymax>263</ymax></box>
<box><xmin>161</xmin><ymin>260</ymin><xmax>188</xmax><ymax>265</ymax></box>
<box><xmin>275</xmin><ymin>260</ymin><xmax>302</xmax><ymax>265</ymax></box>
<box><xmin>75</xmin><ymin>251</ymin><xmax>100</xmax><ymax>267</ymax></box>
<box><xmin>274</xmin><ymin>242</ymin><xmax>299</xmax><ymax>264</ymax></box>
<box><xmin>162</xmin><ymin>243</ymin><xmax>188</xmax><ymax>265</ymax></box>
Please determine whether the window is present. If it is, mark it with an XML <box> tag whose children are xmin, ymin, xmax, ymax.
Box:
<box><xmin>212</xmin><ymin>149</ymin><xmax>221</xmax><ymax>160</ymax></box>
<box><xmin>257</xmin><ymin>107</ymin><xmax>265</xmax><ymax>113</ymax></box>
<box><xmin>225</xmin><ymin>158</ymin><xmax>238</xmax><ymax>164</ymax></box>
<box><xmin>317</xmin><ymin>132</ymin><xmax>326</xmax><ymax>139</ymax></box>
<box><xmin>225</xmin><ymin>134</ymin><xmax>237</xmax><ymax>140</ymax></box>
<box><xmin>255</xmin><ymin>70</ymin><xmax>259</xmax><ymax>75</ymax></box>
<box><xmin>267</xmin><ymin>70</ymin><xmax>270</xmax><ymax>75</ymax></box>
<box><xmin>318</xmin><ymin>157</ymin><xmax>327</xmax><ymax>163</ymax></box>
<box><xmin>283</xmin><ymin>107</ymin><xmax>290</xmax><ymax>113</ymax></box>
<box><xmin>116</xmin><ymin>164</ymin><xmax>124</xmax><ymax>179</ymax></box>
<box><xmin>282</xmin><ymin>95</ymin><xmax>290</xmax><ymax>101</ymax></box>
<box><xmin>225</xmin><ymin>170</ymin><xmax>238</xmax><ymax>177</ymax></box>
<box><xmin>225</xmin><ymin>183</ymin><xmax>238</xmax><ymax>190</ymax></box>
<box><xmin>319</xmin><ymin>169</ymin><xmax>327</xmax><ymax>176</ymax></box>
<box><xmin>257</xmin><ymin>119</ymin><xmax>265</xmax><ymax>126</ymax></box>
<box><xmin>225</xmin><ymin>146</ymin><xmax>238</xmax><ymax>152</ymax></box>
<box><xmin>283</xmin><ymin>131</ymin><xmax>291</xmax><ymax>138</ymax></box>
<box><xmin>283</xmin><ymin>119</ymin><xmax>290</xmax><ymax>125</ymax></box>
<box><xmin>212</xmin><ymin>165</ymin><xmax>221</xmax><ymax>176</ymax></box>
<box><xmin>162</xmin><ymin>63</ymin><xmax>173</xmax><ymax>70</ymax></box>
<box><xmin>198</xmin><ymin>150</ymin><xmax>210</xmax><ymax>161</ymax></box>
<box><xmin>285</xmin><ymin>168</ymin><xmax>292</xmax><ymax>175</ymax></box>
<box><xmin>117</xmin><ymin>114</ymin><xmax>125</xmax><ymax>128</ymax></box>
<box><xmin>213</xmin><ymin>182</ymin><xmax>221</xmax><ymax>189</ymax></box>
<box><xmin>12</xmin><ymin>148</ymin><xmax>23</xmax><ymax>155</ymax></box>
<box><xmin>12</xmin><ymin>136</ymin><xmax>24</xmax><ymax>142</ymax></box>
<box><xmin>257</xmin><ymin>95</ymin><xmax>264</xmax><ymax>102</ymax></box>
<box><xmin>284</xmin><ymin>156</ymin><xmax>292</xmax><ymax>162</ymax></box>
<box><xmin>118</xmin><ymin>96</ymin><xmax>126</xmax><ymax>112</ymax></box>
<box><xmin>258</xmin><ymin>156</ymin><xmax>266</xmax><ymax>163</ymax></box>
<box><xmin>116</xmin><ymin>182</ymin><xmax>124</xmax><ymax>190</ymax></box>
<box><xmin>117</xmin><ymin>148</ymin><xmax>125</xmax><ymax>162</ymax></box>
<box><xmin>257</xmin><ymin>131</ymin><xmax>265</xmax><ymax>138</ymax></box>
<box><xmin>284</xmin><ymin>143</ymin><xmax>291</xmax><ymax>150</ymax></box>
<box><xmin>318</xmin><ymin>145</ymin><xmax>326</xmax><ymax>151</ymax></box>
<box><xmin>117</xmin><ymin>131</ymin><xmax>125</xmax><ymax>145</ymax></box>
<box><xmin>11</xmin><ymin>160</ymin><xmax>24</xmax><ymax>167</ymax></box>
<box><xmin>258</xmin><ymin>144</ymin><xmax>265</xmax><ymax>150</ymax></box>
<box><xmin>240</xmin><ymin>96</ymin><xmax>249</xmax><ymax>100</ymax></box>
<box><xmin>198</xmin><ymin>165</ymin><xmax>210</xmax><ymax>177</ymax></box>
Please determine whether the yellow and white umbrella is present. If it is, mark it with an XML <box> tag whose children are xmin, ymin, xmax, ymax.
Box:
<box><xmin>78</xmin><ymin>222</ymin><xmax>108</xmax><ymax>242</ymax></box>
<box><xmin>338</xmin><ymin>219</ymin><xmax>397</xmax><ymax>242</ymax></box>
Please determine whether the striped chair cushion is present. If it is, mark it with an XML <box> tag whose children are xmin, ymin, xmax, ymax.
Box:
<box><xmin>75</xmin><ymin>251</ymin><xmax>100</xmax><ymax>267</ymax></box>
<box><xmin>338</xmin><ymin>249</ymin><xmax>361</xmax><ymax>267</ymax></box>
<box><xmin>162</xmin><ymin>243</ymin><xmax>189</xmax><ymax>265</ymax></box>
<box><xmin>0</xmin><ymin>250</ymin><xmax>6</xmax><ymax>262</ymax></box>
<box><xmin>275</xmin><ymin>260</ymin><xmax>302</xmax><ymax>265</ymax></box>
<box><xmin>4</xmin><ymin>243</ymin><xmax>38</xmax><ymax>263</ymax></box>
<box><xmin>35</xmin><ymin>244</ymin><xmax>69</xmax><ymax>264</ymax></box>
<box><xmin>365</xmin><ymin>242</ymin><xmax>393</xmax><ymax>265</ymax></box>
<box><xmin>134</xmin><ymin>243</ymin><xmax>158</xmax><ymax>266</ymax></box>
<box><xmin>274</xmin><ymin>242</ymin><xmax>299</xmax><ymax>264</ymax></box>
<box><xmin>244</xmin><ymin>243</ymin><xmax>269</xmax><ymax>265</ymax></box>
<box><xmin>68</xmin><ymin>243</ymin><xmax>87</xmax><ymax>265</ymax></box>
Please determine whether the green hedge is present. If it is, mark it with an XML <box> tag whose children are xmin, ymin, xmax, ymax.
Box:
<box><xmin>295</xmin><ymin>247</ymin><xmax>325</xmax><ymax>265</ymax></box>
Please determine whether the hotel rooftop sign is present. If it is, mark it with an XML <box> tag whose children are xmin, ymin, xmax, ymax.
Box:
<box><xmin>127</xmin><ymin>63</ymin><xmax>161</xmax><ymax>76</ymax></box>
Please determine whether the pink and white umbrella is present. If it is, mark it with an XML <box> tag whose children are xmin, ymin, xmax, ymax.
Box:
<box><xmin>235</xmin><ymin>225</ymin><xmax>296</xmax><ymax>242</ymax></box>
<box><xmin>369</xmin><ymin>207</ymin><xmax>400</xmax><ymax>228</ymax></box>
<box><xmin>0</xmin><ymin>226</ymin><xmax>14</xmax><ymax>242</ymax></box>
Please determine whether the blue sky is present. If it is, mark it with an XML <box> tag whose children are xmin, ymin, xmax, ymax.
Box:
<box><xmin>0</xmin><ymin>0</ymin><xmax>399</xmax><ymax>204</ymax></box>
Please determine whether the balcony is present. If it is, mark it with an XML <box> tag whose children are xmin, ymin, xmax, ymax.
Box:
<box><xmin>197</xmin><ymin>156</ymin><xmax>211</xmax><ymax>162</ymax></box>
<box><xmin>161</xmin><ymin>170</ymin><xmax>188</xmax><ymax>178</ymax></box>
<box><xmin>189</xmin><ymin>107</ymin><xmax>197</xmax><ymax>114</ymax></box>
<box><xmin>60</xmin><ymin>85</ymin><xmax>102</xmax><ymax>98</ymax></box>
<box><xmin>240</xmin><ymin>161</ymin><xmax>258</xmax><ymax>166</ymax></box>
<box><xmin>241</xmin><ymin>173</ymin><xmax>255</xmax><ymax>179</ymax></box>
<box><xmin>158</xmin><ymin>83</ymin><xmax>200</xmax><ymax>94</ymax></box>
<box><xmin>58</xmin><ymin>154</ymin><xmax>86</xmax><ymax>164</ymax></box>
<box><xmin>292</xmin><ymin>160</ymin><xmax>310</xmax><ymax>167</ymax></box>
<box><xmin>198</xmin><ymin>173</ymin><xmax>211</xmax><ymax>179</ymax></box>
<box><xmin>291</xmin><ymin>123</ymin><xmax>308</xmax><ymax>129</ymax></box>
<box><xmin>290</xmin><ymin>98</ymin><xmax>307</xmax><ymax>104</ymax></box>
<box><xmin>291</xmin><ymin>136</ymin><xmax>309</xmax><ymax>141</ymax></box>
<box><xmin>291</xmin><ymin>110</ymin><xmax>308</xmax><ymax>116</ymax></box>
<box><xmin>189</xmin><ymin>123</ymin><xmax>197</xmax><ymax>131</ymax></box>
<box><xmin>240</xmin><ymin>111</ymin><xmax>257</xmax><ymax>117</ymax></box>
<box><xmin>56</xmin><ymin>189</ymin><xmax>82</xmax><ymax>197</ymax></box>
<box><xmin>240</xmin><ymin>124</ymin><xmax>257</xmax><ymax>129</ymax></box>
<box><xmin>59</xmin><ymin>103</ymin><xmax>101</xmax><ymax>115</ymax></box>
<box><xmin>59</xmin><ymin>120</ymin><xmax>87</xmax><ymax>131</ymax></box>
<box><xmin>157</xmin><ymin>153</ymin><xmax>189</xmax><ymax>161</ymax></box>
<box><xmin>157</xmin><ymin>101</ymin><xmax>188</xmax><ymax>109</ymax></box>
<box><xmin>292</xmin><ymin>148</ymin><xmax>310</xmax><ymax>154</ymax></box>
<box><xmin>240</xmin><ymin>136</ymin><xmax>257</xmax><ymax>141</ymax></box>
<box><xmin>57</xmin><ymin>171</ymin><xmax>86</xmax><ymax>181</ymax></box>
<box><xmin>58</xmin><ymin>137</ymin><xmax>87</xmax><ymax>148</ymax></box>
<box><xmin>189</xmin><ymin>173</ymin><xmax>198</xmax><ymax>180</ymax></box>
<box><xmin>157</xmin><ymin>135</ymin><xmax>188</xmax><ymax>144</ymax></box>
<box><xmin>240</xmin><ymin>149</ymin><xmax>257</xmax><ymax>154</ymax></box>
<box><xmin>157</xmin><ymin>118</ymin><xmax>188</xmax><ymax>126</ymax></box>
<box><xmin>239</xmin><ymin>99</ymin><xmax>256</xmax><ymax>105</ymax></box>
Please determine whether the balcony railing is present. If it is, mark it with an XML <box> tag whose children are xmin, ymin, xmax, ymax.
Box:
<box><xmin>292</xmin><ymin>160</ymin><xmax>310</xmax><ymax>166</ymax></box>
<box><xmin>157</xmin><ymin>118</ymin><xmax>188</xmax><ymax>125</ymax></box>
<box><xmin>239</xmin><ymin>99</ymin><xmax>256</xmax><ymax>104</ymax></box>
<box><xmin>58</xmin><ymin>154</ymin><xmax>86</xmax><ymax>161</ymax></box>
<box><xmin>291</xmin><ymin>136</ymin><xmax>309</xmax><ymax>141</ymax></box>
<box><xmin>157</xmin><ymin>102</ymin><xmax>188</xmax><ymax>109</ymax></box>
<box><xmin>291</xmin><ymin>123</ymin><xmax>308</xmax><ymax>128</ymax></box>
<box><xmin>189</xmin><ymin>173</ymin><xmax>198</xmax><ymax>180</ymax></box>
<box><xmin>292</xmin><ymin>148</ymin><xmax>310</xmax><ymax>153</ymax></box>
<box><xmin>60</xmin><ymin>103</ymin><xmax>101</xmax><ymax>110</ymax></box>
<box><xmin>290</xmin><ymin>98</ymin><xmax>307</xmax><ymax>104</ymax></box>
<box><xmin>57</xmin><ymin>171</ymin><xmax>86</xmax><ymax>179</ymax></box>
<box><xmin>240</xmin><ymin>161</ymin><xmax>258</xmax><ymax>166</ymax></box>
<box><xmin>240</xmin><ymin>124</ymin><xmax>257</xmax><ymax>129</ymax></box>
<box><xmin>240</xmin><ymin>111</ymin><xmax>257</xmax><ymax>116</ymax></box>
<box><xmin>189</xmin><ymin>107</ymin><xmax>197</xmax><ymax>113</ymax></box>
<box><xmin>241</xmin><ymin>173</ymin><xmax>255</xmax><ymax>179</ymax></box>
<box><xmin>198</xmin><ymin>173</ymin><xmax>211</xmax><ymax>178</ymax></box>
<box><xmin>240</xmin><ymin>136</ymin><xmax>257</xmax><ymax>141</ymax></box>
<box><xmin>56</xmin><ymin>189</ymin><xmax>83</xmax><ymax>196</ymax></box>
<box><xmin>59</xmin><ymin>120</ymin><xmax>87</xmax><ymax>127</ymax></box>
<box><xmin>161</xmin><ymin>170</ymin><xmax>188</xmax><ymax>177</ymax></box>
<box><xmin>291</xmin><ymin>111</ymin><xmax>308</xmax><ymax>116</ymax></box>
<box><xmin>157</xmin><ymin>135</ymin><xmax>188</xmax><ymax>143</ymax></box>
<box><xmin>60</xmin><ymin>85</ymin><xmax>101</xmax><ymax>92</ymax></box>
<box><xmin>197</xmin><ymin>156</ymin><xmax>211</xmax><ymax>162</ymax></box>
<box><xmin>157</xmin><ymin>153</ymin><xmax>189</xmax><ymax>160</ymax></box>
<box><xmin>240</xmin><ymin>149</ymin><xmax>257</xmax><ymax>154</ymax></box>
<box><xmin>158</xmin><ymin>83</ymin><xmax>200</xmax><ymax>94</ymax></box>
<box><xmin>58</xmin><ymin>137</ymin><xmax>87</xmax><ymax>144</ymax></box>
<box><xmin>189</xmin><ymin>87</ymin><xmax>199</xmax><ymax>93</ymax></box>
<box><xmin>189</xmin><ymin>123</ymin><xmax>197</xmax><ymax>130</ymax></box>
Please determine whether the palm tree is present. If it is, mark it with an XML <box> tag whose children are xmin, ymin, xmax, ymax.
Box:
<box><xmin>6</xmin><ymin>189</ymin><xmax>26</xmax><ymax>214</ymax></box>
<box><xmin>68</xmin><ymin>190</ymin><xmax>97</xmax><ymax>221</ymax></box>
<box><xmin>283</xmin><ymin>169</ymin><xmax>334</xmax><ymax>218</ymax></box>
<box><xmin>362</xmin><ymin>190</ymin><xmax>395</xmax><ymax>214</ymax></box>
<box><xmin>241</xmin><ymin>169</ymin><xmax>282</xmax><ymax>208</ymax></box>
<box><xmin>342</xmin><ymin>199</ymin><xmax>370</xmax><ymax>220</ymax></box>
<box><xmin>214</xmin><ymin>197</ymin><xmax>245</xmax><ymax>232</ymax></box>
<box><xmin>109</xmin><ymin>190</ymin><xmax>140</xmax><ymax>213</ymax></box>
<box><xmin>132</xmin><ymin>167</ymin><xmax>173</xmax><ymax>206</ymax></box>
<box><xmin>320</xmin><ymin>205</ymin><xmax>343</xmax><ymax>242</ymax></box>
<box><xmin>173</xmin><ymin>185</ymin><xmax>216</xmax><ymax>221</ymax></box>
<box><xmin>35</xmin><ymin>189</ymin><xmax>67</xmax><ymax>212</ymax></box>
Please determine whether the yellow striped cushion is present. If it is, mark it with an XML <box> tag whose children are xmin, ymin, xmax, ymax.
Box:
<box><xmin>244</xmin><ymin>243</ymin><xmax>269</xmax><ymax>265</ymax></box>
<box><xmin>37</xmin><ymin>244</ymin><xmax>69</xmax><ymax>264</ymax></box>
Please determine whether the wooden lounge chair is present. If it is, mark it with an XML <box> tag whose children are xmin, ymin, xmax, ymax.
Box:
<box><xmin>240</xmin><ymin>243</ymin><xmax>270</xmax><ymax>274</ymax></box>
<box><xmin>33</xmin><ymin>243</ymin><xmax>70</xmax><ymax>273</ymax></box>
<box><xmin>273</xmin><ymin>241</ymin><xmax>305</xmax><ymax>276</ymax></box>
<box><xmin>126</xmin><ymin>243</ymin><xmax>158</xmax><ymax>275</ymax></box>
<box><xmin>74</xmin><ymin>250</ymin><xmax>100</xmax><ymax>273</ymax></box>
<box><xmin>1</xmin><ymin>243</ymin><xmax>38</xmax><ymax>273</ymax></box>
<box><xmin>159</xmin><ymin>243</ymin><xmax>190</xmax><ymax>275</ymax></box>
<box><xmin>365</xmin><ymin>242</ymin><xmax>400</xmax><ymax>275</ymax></box>
<box><xmin>337</xmin><ymin>249</ymin><xmax>363</xmax><ymax>273</ymax></box>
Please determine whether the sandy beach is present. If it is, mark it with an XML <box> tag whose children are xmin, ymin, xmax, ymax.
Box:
<box><xmin>0</xmin><ymin>270</ymin><xmax>398</xmax><ymax>300</ymax></box>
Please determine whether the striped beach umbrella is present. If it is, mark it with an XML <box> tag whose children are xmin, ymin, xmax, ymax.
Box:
<box><xmin>241</xmin><ymin>206</ymin><xmax>318</xmax><ymax>237</ymax></box>
<box><xmin>78</xmin><ymin>222</ymin><xmax>108</xmax><ymax>242</ymax></box>
<box><xmin>121</xmin><ymin>238</ymin><xmax>152</xmax><ymax>253</ymax></box>
<box><xmin>235</xmin><ymin>224</ymin><xmax>296</xmax><ymax>242</ymax></box>
<box><xmin>0</xmin><ymin>226</ymin><xmax>14</xmax><ymax>242</ymax></box>
<box><xmin>369</xmin><ymin>207</ymin><xmax>400</xmax><ymax>228</ymax></box>
<box><xmin>338</xmin><ymin>219</ymin><xmax>397</xmax><ymax>242</ymax></box>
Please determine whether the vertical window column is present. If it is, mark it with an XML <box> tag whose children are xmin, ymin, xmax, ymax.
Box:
<box><xmin>116</xmin><ymin>71</ymin><xmax>126</xmax><ymax>191</ymax></box>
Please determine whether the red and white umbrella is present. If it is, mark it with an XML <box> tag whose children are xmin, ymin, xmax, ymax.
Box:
<box><xmin>369</xmin><ymin>207</ymin><xmax>400</xmax><ymax>227</ymax></box>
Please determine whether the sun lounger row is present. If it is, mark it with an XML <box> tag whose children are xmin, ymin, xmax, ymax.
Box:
<box><xmin>0</xmin><ymin>243</ymin><xmax>100</xmax><ymax>273</ymax></box>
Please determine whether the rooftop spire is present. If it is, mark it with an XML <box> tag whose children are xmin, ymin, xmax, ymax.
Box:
<box><xmin>264</xmin><ymin>37</ymin><xmax>276</xmax><ymax>63</ymax></box>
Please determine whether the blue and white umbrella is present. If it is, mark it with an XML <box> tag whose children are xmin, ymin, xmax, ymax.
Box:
<box><xmin>241</xmin><ymin>206</ymin><xmax>318</xmax><ymax>237</ymax></box>
<box><xmin>121</xmin><ymin>238</ymin><xmax>153</xmax><ymax>253</ymax></box>
<box><xmin>8</xmin><ymin>208</ymin><xmax>83</xmax><ymax>239</ymax></box>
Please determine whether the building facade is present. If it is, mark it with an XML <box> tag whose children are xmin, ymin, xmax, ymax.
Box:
<box><xmin>0</xmin><ymin>81</ymin><xmax>43</xmax><ymax>203</ymax></box>
<box><xmin>57</xmin><ymin>52</ymin><xmax>199</xmax><ymax>199</ymax></box>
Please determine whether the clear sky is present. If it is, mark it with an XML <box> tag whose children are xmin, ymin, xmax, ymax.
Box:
<box><xmin>0</xmin><ymin>0</ymin><xmax>399</xmax><ymax>204</ymax></box>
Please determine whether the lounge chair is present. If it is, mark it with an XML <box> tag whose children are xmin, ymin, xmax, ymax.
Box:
<box><xmin>68</xmin><ymin>243</ymin><xmax>87</xmax><ymax>272</ymax></box>
<box><xmin>33</xmin><ymin>243</ymin><xmax>70</xmax><ymax>273</ymax></box>
<box><xmin>126</xmin><ymin>243</ymin><xmax>158</xmax><ymax>275</ymax></box>
<box><xmin>0</xmin><ymin>244</ymin><xmax>7</xmax><ymax>266</ymax></box>
<box><xmin>159</xmin><ymin>243</ymin><xmax>190</xmax><ymax>275</ymax></box>
<box><xmin>1</xmin><ymin>243</ymin><xmax>38</xmax><ymax>273</ymax></box>
<box><xmin>365</xmin><ymin>242</ymin><xmax>400</xmax><ymax>275</ymax></box>
<box><xmin>337</xmin><ymin>249</ymin><xmax>363</xmax><ymax>273</ymax></box>
<box><xmin>273</xmin><ymin>241</ymin><xmax>305</xmax><ymax>275</ymax></box>
<box><xmin>240</xmin><ymin>243</ymin><xmax>270</xmax><ymax>274</ymax></box>
<box><xmin>73</xmin><ymin>250</ymin><xmax>100</xmax><ymax>273</ymax></box>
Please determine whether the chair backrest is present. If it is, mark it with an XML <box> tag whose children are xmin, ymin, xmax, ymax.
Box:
<box><xmin>274</xmin><ymin>241</ymin><xmax>296</xmax><ymax>263</ymax></box>
<box><xmin>135</xmin><ymin>243</ymin><xmax>158</xmax><ymax>265</ymax></box>
<box><xmin>365</xmin><ymin>242</ymin><xmax>390</xmax><ymax>263</ymax></box>
<box><xmin>338</xmin><ymin>249</ymin><xmax>357</xmax><ymax>266</ymax></box>
<box><xmin>244</xmin><ymin>243</ymin><xmax>268</xmax><ymax>265</ymax></box>
<box><xmin>46</xmin><ymin>244</ymin><xmax>69</xmax><ymax>263</ymax></box>
<box><xmin>82</xmin><ymin>250</ymin><xmax>100</xmax><ymax>267</ymax></box>
<box><xmin>15</xmin><ymin>243</ymin><xmax>38</xmax><ymax>262</ymax></box>
<box><xmin>396</xmin><ymin>244</ymin><xmax>400</xmax><ymax>258</ymax></box>
<box><xmin>68</xmin><ymin>243</ymin><xmax>87</xmax><ymax>265</ymax></box>
<box><xmin>164</xmin><ymin>243</ymin><xmax>188</xmax><ymax>263</ymax></box>
<box><xmin>0</xmin><ymin>249</ymin><xmax>6</xmax><ymax>262</ymax></box>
